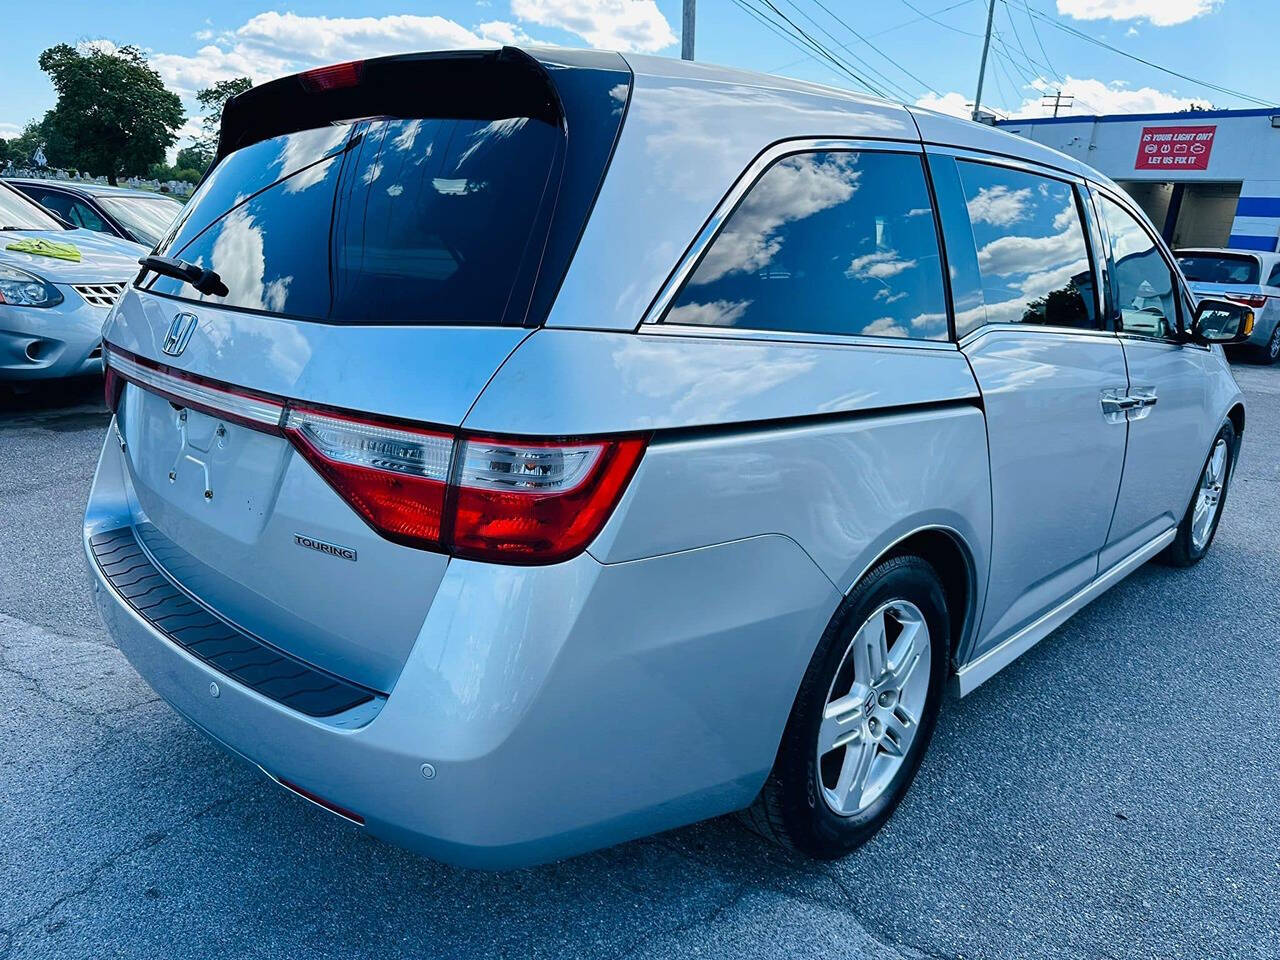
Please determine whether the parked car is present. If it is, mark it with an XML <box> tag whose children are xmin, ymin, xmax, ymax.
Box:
<box><xmin>1175</xmin><ymin>247</ymin><xmax>1280</xmax><ymax>363</ymax></box>
<box><xmin>6</xmin><ymin>178</ymin><xmax>183</xmax><ymax>248</ymax></box>
<box><xmin>85</xmin><ymin>48</ymin><xmax>1250</xmax><ymax>869</ymax></box>
<box><xmin>0</xmin><ymin>181</ymin><xmax>145</xmax><ymax>382</ymax></box>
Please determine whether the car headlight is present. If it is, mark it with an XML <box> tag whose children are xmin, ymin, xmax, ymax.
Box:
<box><xmin>0</xmin><ymin>264</ymin><xmax>64</xmax><ymax>308</ymax></box>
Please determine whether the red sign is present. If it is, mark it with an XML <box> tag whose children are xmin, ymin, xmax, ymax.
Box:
<box><xmin>1134</xmin><ymin>124</ymin><xmax>1216</xmax><ymax>170</ymax></box>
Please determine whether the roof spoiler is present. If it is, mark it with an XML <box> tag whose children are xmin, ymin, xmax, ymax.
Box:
<box><xmin>216</xmin><ymin>47</ymin><xmax>564</xmax><ymax>161</ymax></box>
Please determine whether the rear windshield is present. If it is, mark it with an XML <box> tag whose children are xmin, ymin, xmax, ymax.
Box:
<box><xmin>99</xmin><ymin>195</ymin><xmax>184</xmax><ymax>247</ymax></box>
<box><xmin>1176</xmin><ymin>253</ymin><xmax>1260</xmax><ymax>285</ymax></box>
<box><xmin>143</xmin><ymin>116</ymin><xmax>561</xmax><ymax>324</ymax></box>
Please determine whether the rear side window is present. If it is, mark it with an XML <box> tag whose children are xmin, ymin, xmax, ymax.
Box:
<box><xmin>144</xmin><ymin>116</ymin><xmax>561</xmax><ymax>324</ymax></box>
<box><xmin>954</xmin><ymin>160</ymin><xmax>1097</xmax><ymax>330</ymax></box>
<box><xmin>664</xmin><ymin>151</ymin><xmax>949</xmax><ymax>341</ymax></box>
<box><xmin>1175</xmin><ymin>253</ymin><xmax>1260</xmax><ymax>285</ymax></box>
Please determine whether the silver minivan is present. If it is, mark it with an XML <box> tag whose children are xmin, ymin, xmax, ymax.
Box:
<box><xmin>85</xmin><ymin>48</ymin><xmax>1251</xmax><ymax>868</ymax></box>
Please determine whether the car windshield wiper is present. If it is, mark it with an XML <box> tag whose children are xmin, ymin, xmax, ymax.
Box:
<box><xmin>138</xmin><ymin>255</ymin><xmax>228</xmax><ymax>297</ymax></box>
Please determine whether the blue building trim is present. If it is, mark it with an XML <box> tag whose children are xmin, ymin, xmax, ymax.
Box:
<box><xmin>1234</xmin><ymin>197</ymin><xmax>1280</xmax><ymax>218</ymax></box>
<box><xmin>995</xmin><ymin>106</ymin><xmax>1280</xmax><ymax>128</ymax></box>
<box><xmin>1226</xmin><ymin>233</ymin><xmax>1278</xmax><ymax>252</ymax></box>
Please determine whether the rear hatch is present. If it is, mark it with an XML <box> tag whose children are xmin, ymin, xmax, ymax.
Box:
<box><xmin>1176</xmin><ymin>250</ymin><xmax>1270</xmax><ymax>306</ymax></box>
<box><xmin>102</xmin><ymin>47</ymin><xmax>630</xmax><ymax>693</ymax></box>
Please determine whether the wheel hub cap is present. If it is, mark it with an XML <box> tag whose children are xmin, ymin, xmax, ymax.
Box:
<box><xmin>816</xmin><ymin>600</ymin><xmax>931</xmax><ymax>817</ymax></box>
<box><xmin>1191</xmin><ymin>438</ymin><xmax>1228</xmax><ymax>552</ymax></box>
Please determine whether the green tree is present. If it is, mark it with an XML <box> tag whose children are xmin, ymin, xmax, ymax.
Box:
<box><xmin>37</xmin><ymin>43</ymin><xmax>184</xmax><ymax>184</ymax></box>
<box><xmin>174</xmin><ymin>145</ymin><xmax>208</xmax><ymax>173</ymax></box>
<box><xmin>193</xmin><ymin>76</ymin><xmax>252</xmax><ymax>165</ymax></box>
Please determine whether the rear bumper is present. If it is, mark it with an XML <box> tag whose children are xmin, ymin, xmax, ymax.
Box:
<box><xmin>85</xmin><ymin>424</ymin><xmax>840</xmax><ymax>868</ymax></box>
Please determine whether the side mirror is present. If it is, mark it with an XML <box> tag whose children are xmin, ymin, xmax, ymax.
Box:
<box><xmin>1191</xmin><ymin>298</ymin><xmax>1255</xmax><ymax>345</ymax></box>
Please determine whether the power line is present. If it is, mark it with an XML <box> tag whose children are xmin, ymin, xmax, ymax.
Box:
<box><xmin>756</xmin><ymin>0</ymin><xmax>891</xmax><ymax>96</ymax></box>
<box><xmin>1020</xmin><ymin>3</ymin><xmax>1275</xmax><ymax>107</ymax></box>
<box><xmin>730</xmin><ymin>0</ymin><xmax>888</xmax><ymax>97</ymax></box>
<box><xmin>730</xmin><ymin>0</ymin><xmax>854</xmax><ymax>80</ymax></box>
<box><xmin>869</xmin><ymin>0</ymin><xmax>980</xmax><ymax>38</ymax></box>
<box><xmin>897</xmin><ymin>0</ymin><xmax>985</xmax><ymax>38</ymax></box>
<box><xmin>780</xmin><ymin>0</ymin><xmax>920</xmax><ymax>100</ymax></box>
<box><xmin>805</xmin><ymin>0</ymin><xmax>941</xmax><ymax>95</ymax></box>
<box><xmin>1019</xmin><ymin>0</ymin><xmax>1060</xmax><ymax>84</ymax></box>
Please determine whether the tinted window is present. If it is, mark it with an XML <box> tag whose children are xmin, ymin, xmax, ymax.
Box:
<box><xmin>955</xmin><ymin>161</ymin><xmax>1096</xmax><ymax>330</ymax></box>
<box><xmin>1099</xmin><ymin>195</ymin><xmax>1179</xmax><ymax>339</ymax></box>
<box><xmin>927</xmin><ymin>155</ymin><xmax>987</xmax><ymax>338</ymax></box>
<box><xmin>1175</xmin><ymin>253</ymin><xmax>1260</xmax><ymax>285</ymax></box>
<box><xmin>146</xmin><ymin>116</ymin><xmax>561</xmax><ymax>324</ymax></box>
<box><xmin>1268</xmin><ymin>262</ymin><xmax>1280</xmax><ymax>288</ymax></box>
<box><xmin>665</xmin><ymin>151</ymin><xmax>948</xmax><ymax>340</ymax></box>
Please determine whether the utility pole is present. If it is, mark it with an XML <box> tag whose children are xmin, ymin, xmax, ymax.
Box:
<box><xmin>1041</xmin><ymin>91</ymin><xmax>1073</xmax><ymax>117</ymax></box>
<box><xmin>682</xmin><ymin>0</ymin><xmax>696</xmax><ymax>61</ymax></box>
<box><xmin>971</xmin><ymin>0</ymin><xmax>996</xmax><ymax>121</ymax></box>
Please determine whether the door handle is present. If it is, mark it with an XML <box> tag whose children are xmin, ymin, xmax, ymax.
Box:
<box><xmin>1128</xmin><ymin>386</ymin><xmax>1158</xmax><ymax>421</ymax></box>
<box><xmin>1100</xmin><ymin>388</ymin><xmax>1137</xmax><ymax>424</ymax></box>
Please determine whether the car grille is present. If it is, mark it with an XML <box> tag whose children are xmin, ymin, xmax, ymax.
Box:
<box><xmin>72</xmin><ymin>282</ymin><xmax>127</xmax><ymax>308</ymax></box>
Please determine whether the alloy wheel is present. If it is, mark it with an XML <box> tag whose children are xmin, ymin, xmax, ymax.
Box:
<box><xmin>1191</xmin><ymin>438</ymin><xmax>1229</xmax><ymax>552</ymax></box>
<box><xmin>816</xmin><ymin>600</ymin><xmax>931</xmax><ymax>817</ymax></box>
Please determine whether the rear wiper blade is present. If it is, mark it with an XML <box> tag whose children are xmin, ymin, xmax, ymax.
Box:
<box><xmin>138</xmin><ymin>255</ymin><xmax>228</xmax><ymax>298</ymax></box>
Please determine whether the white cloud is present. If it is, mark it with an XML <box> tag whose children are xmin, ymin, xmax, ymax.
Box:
<box><xmin>846</xmin><ymin>250</ymin><xmax>916</xmax><ymax>280</ymax></box>
<box><xmin>511</xmin><ymin>0</ymin><xmax>675</xmax><ymax>52</ymax></box>
<box><xmin>914</xmin><ymin>91</ymin><xmax>971</xmax><ymax>119</ymax></box>
<box><xmin>692</xmin><ymin>153</ymin><xmax>860</xmax><ymax>283</ymax></box>
<box><xmin>966</xmin><ymin>185</ymin><xmax>1032</xmax><ymax>227</ymax></box>
<box><xmin>75</xmin><ymin>39</ymin><xmax>120</xmax><ymax>56</ymax></box>
<box><xmin>151</xmin><ymin>12</ymin><xmax>504</xmax><ymax>97</ymax></box>
<box><xmin>1056</xmin><ymin>0</ymin><xmax>1219</xmax><ymax>27</ymax></box>
<box><xmin>918</xmin><ymin>74</ymin><xmax>1201</xmax><ymax>121</ymax></box>
<box><xmin>666</xmin><ymin>299</ymin><xmax>753</xmax><ymax>326</ymax></box>
<box><xmin>862</xmin><ymin>317</ymin><xmax>909</xmax><ymax>338</ymax></box>
<box><xmin>0</xmin><ymin>121</ymin><xmax>23</xmax><ymax>139</ymax></box>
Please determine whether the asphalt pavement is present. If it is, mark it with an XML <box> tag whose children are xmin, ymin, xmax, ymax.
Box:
<box><xmin>2</xmin><ymin>365</ymin><xmax>1278</xmax><ymax>960</ymax></box>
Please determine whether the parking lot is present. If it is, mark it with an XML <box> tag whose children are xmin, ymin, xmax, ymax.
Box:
<box><xmin>0</xmin><ymin>363</ymin><xmax>1277</xmax><ymax>960</ymax></box>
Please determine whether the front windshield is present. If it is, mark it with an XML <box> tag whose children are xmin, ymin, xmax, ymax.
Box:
<box><xmin>0</xmin><ymin>184</ymin><xmax>63</xmax><ymax>231</ymax></box>
<box><xmin>98</xmin><ymin>194</ymin><xmax>184</xmax><ymax>246</ymax></box>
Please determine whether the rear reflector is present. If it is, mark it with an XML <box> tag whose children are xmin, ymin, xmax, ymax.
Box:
<box><xmin>269</xmin><ymin>773</ymin><xmax>365</xmax><ymax>825</ymax></box>
<box><xmin>299</xmin><ymin>60</ymin><xmax>364</xmax><ymax>92</ymax></box>
<box><xmin>105</xmin><ymin>345</ymin><xmax>649</xmax><ymax>564</ymax></box>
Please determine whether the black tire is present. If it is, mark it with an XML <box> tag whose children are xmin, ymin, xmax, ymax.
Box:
<box><xmin>1160</xmin><ymin>420</ymin><xmax>1237</xmax><ymax>567</ymax></box>
<box><xmin>743</xmin><ymin>555</ymin><xmax>950</xmax><ymax>859</ymax></box>
<box><xmin>1255</xmin><ymin>322</ymin><xmax>1280</xmax><ymax>365</ymax></box>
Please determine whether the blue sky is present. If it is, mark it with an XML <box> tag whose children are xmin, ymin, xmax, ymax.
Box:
<box><xmin>2</xmin><ymin>0</ymin><xmax>1275</xmax><ymax>154</ymax></box>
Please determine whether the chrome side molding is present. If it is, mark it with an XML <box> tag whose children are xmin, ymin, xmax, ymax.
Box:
<box><xmin>955</xmin><ymin>527</ymin><xmax>1176</xmax><ymax>696</ymax></box>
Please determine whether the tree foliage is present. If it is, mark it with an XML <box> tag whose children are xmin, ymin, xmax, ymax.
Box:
<box><xmin>191</xmin><ymin>76</ymin><xmax>253</xmax><ymax>169</ymax></box>
<box><xmin>37</xmin><ymin>43</ymin><xmax>184</xmax><ymax>184</ymax></box>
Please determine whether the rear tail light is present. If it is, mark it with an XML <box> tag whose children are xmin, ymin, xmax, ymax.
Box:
<box><xmin>284</xmin><ymin>407</ymin><xmax>453</xmax><ymax>549</ymax></box>
<box><xmin>103</xmin><ymin>357</ymin><xmax>123</xmax><ymax>413</ymax></box>
<box><xmin>1228</xmin><ymin>294</ymin><xmax>1269</xmax><ymax>309</ymax></box>
<box><xmin>451</xmin><ymin>435</ymin><xmax>647</xmax><ymax>563</ymax></box>
<box><xmin>105</xmin><ymin>347</ymin><xmax>648</xmax><ymax>564</ymax></box>
<box><xmin>282</xmin><ymin>406</ymin><xmax>646</xmax><ymax>563</ymax></box>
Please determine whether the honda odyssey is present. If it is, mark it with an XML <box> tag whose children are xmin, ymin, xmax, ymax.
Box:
<box><xmin>85</xmin><ymin>48</ymin><xmax>1250</xmax><ymax>868</ymax></box>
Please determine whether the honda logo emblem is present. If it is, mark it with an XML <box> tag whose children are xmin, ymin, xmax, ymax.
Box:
<box><xmin>162</xmin><ymin>313</ymin><xmax>198</xmax><ymax>357</ymax></box>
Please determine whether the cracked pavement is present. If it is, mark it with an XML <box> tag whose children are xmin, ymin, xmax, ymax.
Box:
<box><xmin>2</xmin><ymin>367</ymin><xmax>1279</xmax><ymax>960</ymax></box>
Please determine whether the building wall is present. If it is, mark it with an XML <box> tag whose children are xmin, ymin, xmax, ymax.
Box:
<box><xmin>997</xmin><ymin>108</ymin><xmax>1280</xmax><ymax>251</ymax></box>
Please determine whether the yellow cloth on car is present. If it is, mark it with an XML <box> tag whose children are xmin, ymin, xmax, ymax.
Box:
<box><xmin>4</xmin><ymin>238</ymin><xmax>82</xmax><ymax>262</ymax></box>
